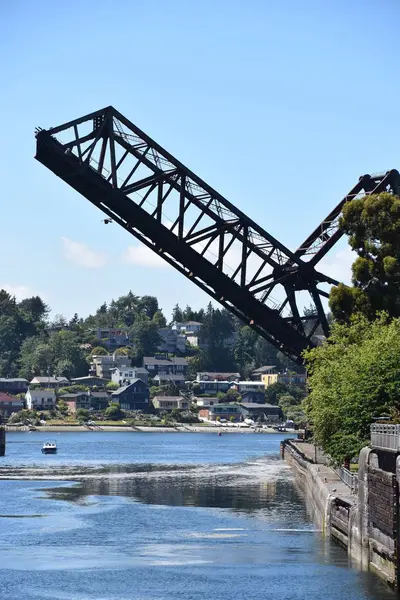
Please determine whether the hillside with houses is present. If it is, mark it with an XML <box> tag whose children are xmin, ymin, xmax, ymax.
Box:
<box><xmin>0</xmin><ymin>289</ymin><xmax>308</xmax><ymax>427</ymax></box>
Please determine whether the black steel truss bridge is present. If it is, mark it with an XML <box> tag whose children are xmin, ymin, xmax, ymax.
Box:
<box><xmin>34</xmin><ymin>107</ymin><xmax>400</xmax><ymax>364</ymax></box>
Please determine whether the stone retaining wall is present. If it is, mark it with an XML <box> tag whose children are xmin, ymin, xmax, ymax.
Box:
<box><xmin>281</xmin><ymin>439</ymin><xmax>398</xmax><ymax>588</ymax></box>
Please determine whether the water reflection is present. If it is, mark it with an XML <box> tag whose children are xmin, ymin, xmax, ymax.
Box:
<box><xmin>42</xmin><ymin>460</ymin><xmax>306</xmax><ymax>516</ymax></box>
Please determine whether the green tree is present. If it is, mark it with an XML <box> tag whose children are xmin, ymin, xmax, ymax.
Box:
<box><xmin>264</xmin><ymin>382</ymin><xmax>306</xmax><ymax>406</ymax></box>
<box><xmin>330</xmin><ymin>192</ymin><xmax>400</xmax><ymax>322</ymax></box>
<box><xmin>56</xmin><ymin>400</ymin><xmax>69</xmax><ymax>416</ymax></box>
<box><xmin>106</xmin><ymin>381</ymin><xmax>119</xmax><ymax>391</ymax></box>
<box><xmin>195</xmin><ymin>304</ymin><xmax>236</xmax><ymax>371</ymax></box>
<box><xmin>171</xmin><ymin>304</ymin><xmax>184</xmax><ymax>323</ymax></box>
<box><xmin>105</xmin><ymin>402</ymin><xmax>124</xmax><ymax>420</ymax></box>
<box><xmin>152</xmin><ymin>310</ymin><xmax>167</xmax><ymax>328</ymax></box>
<box><xmin>19</xmin><ymin>330</ymin><xmax>87</xmax><ymax>379</ymax></box>
<box><xmin>304</xmin><ymin>313</ymin><xmax>400</xmax><ymax>464</ymax></box>
<box><xmin>278</xmin><ymin>394</ymin><xmax>298</xmax><ymax>417</ymax></box>
<box><xmin>90</xmin><ymin>346</ymin><xmax>108</xmax><ymax>356</ymax></box>
<box><xmin>76</xmin><ymin>408</ymin><xmax>90</xmax><ymax>421</ymax></box>
<box><xmin>130</xmin><ymin>319</ymin><xmax>161</xmax><ymax>360</ymax></box>
<box><xmin>137</xmin><ymin>295</ymin><xmax>159</xmax><ymax>319</ymax></box>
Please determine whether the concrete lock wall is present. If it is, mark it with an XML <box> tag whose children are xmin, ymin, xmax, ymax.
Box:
<box><xmin>281</xmin><ymin>440</ymin><xmax>399</xmax><ymax>588</ymax></box>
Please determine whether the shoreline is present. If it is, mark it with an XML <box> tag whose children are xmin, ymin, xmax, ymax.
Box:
<box><xmin>6</xmin><ymin>424</ymin><xmax>292</xmax><ymax>434</ymax></box>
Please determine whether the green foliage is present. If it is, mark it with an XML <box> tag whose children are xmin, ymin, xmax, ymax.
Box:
<box><xmin>330</xmin><ymin>193</ymin><xmax>400</xmax><ymax>322</ymax></box>
<box><xmin>217</xmin><ymin>388</ymin><xmax>242</xmax><ymax>403</ymax></box>
<box><xmin>8</xmin><ymin>409</ymin><xmax>39</xmax><ymax>425</ymax></box>
<box><xmin>104</xmin><ymin>402</ymin><xmax>125</xmax><ymax>420</ymax></box>
<box><xmin>19</xmin><ymin>330</ymin><xmax>87</xmax><ymax>380</ymax></box>
<box><xmin>304</xmin><ymin>313</ymin><xmax>400</xmax><ymax>464</ymax></box>
<box><xmin>58</xmin><ymin>385</ymin><xmax>89</xmax><ymax>396</ymax></box>
<box><xmin>106</xmin><ymin>381</ymin><xmax>119</xmax><ymax>391</ymax></box>
<box><xmin>113</xmin><ymin>346</ymin><xmax>131</xmax><ymax>356</ymax></box>
<box><xmin>149</xmin><ymin>385</ymin><xmax>162</xmax><ymax>398</ymax></box>
<box><xmin>76</xmin><ymin>408</ymin><xmax>90</xmax><ymax>421</ymax></box>
<box><xmin>152</xmin><ymin>310</ymin><xmax>167</xmax><ymax>328</ymax></box>
<box><xmin>90</xmin><ymin>346</ymin><xmax>108</xmax><ymax>356</ymax></box>
<box><xmin>278</xmin><ymin>394</ymin><xmax>297</xmax><ymax>416</ymax></box>
<box><xmin>56</xmin><ymin>400</ymin><xmax>69</xmax><ymax>416</ymax></box>
<box><xmin>130</xmin><ymin>318</ymin><xmax>162</xmax><ymax>361</ymax></box>
<box><xmin>264</xmin><ymin>382</ymin><xmax>306</xmax><ymax>406</ymax></box>
<box><xmin>0</xmin><ymin>290</ymin><xmax>48</xmax><ymax>376</ymax></box>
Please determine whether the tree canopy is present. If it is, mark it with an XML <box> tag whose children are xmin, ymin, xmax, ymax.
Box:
<box><xmin>329</xmin><ymin>193</ymin><xmax>400</xmax><ymax>322</ymax></box>
<box><xmin>0</xmin><ymin>287</ymin><xmax>301</xmax><ymax>380</ymax></box>
<box><xmin>304</xmin><ymin>314</ymin><xmax>400</xmax><ymax>464</ymax></box>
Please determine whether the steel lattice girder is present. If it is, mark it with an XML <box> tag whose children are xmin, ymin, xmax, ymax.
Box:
<box><xmin>34</xmin><ymin>106</ymin><xmax>400</xmax><ymax>364</ymax></box>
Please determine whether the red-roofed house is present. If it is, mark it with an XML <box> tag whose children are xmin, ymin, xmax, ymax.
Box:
<box><xmin>0</xmin><ymin>392</ymin><xmax>24</xmax><ymax>418</ymax></box>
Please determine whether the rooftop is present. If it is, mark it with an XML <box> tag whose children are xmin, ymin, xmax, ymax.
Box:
<box><xmin>30</xmin><ymin>376</ymin><xmax>69</xmax><ymax>384</ymax></box>
<box><xmin>143</xmin><ymin>356</ymin><xmax>188</xmax><ymax>366</ymax></box>
<box><xmin>251</xmin><ymin>366</ymin><xmax>276</xmax><ymax>374</ymax></box>
<box><xmin>0</xmin><ymin>392</ymin><xmax>21</xmax><ymax>403</ymax></box>
<box><xmin>239</xmin><ymin>402</ymin><xmax>276</xmax><ymax>409</ymax></box>
<box><xmin>71</xmin><ymin>376</ymin><xmax>109</xmax><ymax>382</ymax></box>
<box><xmin>0</xmin><ymin>378</ymin><xmax>29</xmax><ymax>383</ymax></box>
<box><xmin>111</xmin><ymin>379</ymin><xmax>144</xmax><ymax>395</ymax></box>
<box><xmin>60</xmin><ymin>393</ymin><xmax>89</xmax><ymax>399</ymax></box>
<box><xmin>153</xmin><ymin>396</ymin><xmax>185</xmax><ymax>401</ymax></box>
<box><xmin>154</xmin><ymin>374</ymin><xmax>186</xmax><ymax>381</ymax></box>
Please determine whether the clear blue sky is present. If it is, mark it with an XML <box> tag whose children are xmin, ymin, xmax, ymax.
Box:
<box><xmin>1</xmin><ymin>0</ymin><xmax>399</xmax><ymax>321</ymax></box>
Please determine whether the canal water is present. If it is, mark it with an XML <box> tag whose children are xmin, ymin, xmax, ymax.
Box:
<box><xmin>0</xmin><ymin>431</ymin><xmax>396</xmax><ymax>600</ymax></box>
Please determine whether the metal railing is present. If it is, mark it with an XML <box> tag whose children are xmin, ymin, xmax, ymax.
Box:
<box><xmin>335</xmin><ymin>466</ymin><xmax>358</xmax><ymax>493</ymax></box>
<box><xmin>370</xmin><ymin>424</ymin><xmax>400</xmax><ymax>452</ymax></box>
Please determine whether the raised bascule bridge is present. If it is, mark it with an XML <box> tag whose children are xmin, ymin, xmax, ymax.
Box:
<box><xmin>34</xmin><ymin>107</ymin><xmax>400</xmax><ymax>365</ymax></box>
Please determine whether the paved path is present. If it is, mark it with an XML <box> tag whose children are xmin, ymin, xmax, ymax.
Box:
<box><xmin>291</xmin><ymin>441</ymin><xmax>356</xmax><ymax>504</ymax></box>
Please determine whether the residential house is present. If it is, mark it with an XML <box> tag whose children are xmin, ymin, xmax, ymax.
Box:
<box><xmin>30</xmin><ymin>376</ymin><xmax>70</xmax><ymax>389</ymax></box>
<box><xmin>239</xmin><ymin>402</ymin><xmax>282</xmax><ymax>423</ymax></box>
<box><xmin>196</xmin><ymin>396</ymin><xmax>223</xmax><ymax>419</ymax></box>
<box><xmin>261</xmin><ymin>372</ymin><xmax>307</xmax><ymax>388</ymax></box>
<box><xmin>71</xmin><ymin>376</ymin><xmax>109</xmax><ymax>388</ymax></box>
<box><xmin>111</xmin><ymin>366</ymin><xmax>149</xmax><ymax>387</ymax></box>
<box><xmin>241</xmin><ymin>391</ymin><xmax>266</xmax><ymax>404</ymax></box>
<box><xmin>0</xmin><ymin>392</ymin><xmax>24</xmax><ymax>417</ymax></box>
<box><xmin>251</xmin><ymin>366</ymin><xmax>276</xmax><ymax>381</ymax></box>
<box><xmin>195</xmin><ymin>396</ymin><xmax>220</xmax><ymax>408</ymax></box>
<box><xmin>143</xmin><ymin>356</ymin><xmax>188</xmax><ymax>378</ymax></box>
<box><xmin>175</xmin><ymin>321</ymin><xmax>202</xmax><ymax>335</ymax></box>
<box><xmin>152</xmin><ymin>396</ymin><xmax>190</xmax><ymax>412</ymax></box>
<box><xmin>89</xmin><ymin>391</ymin><xmax>111</xmax><ymax>411</ymax></box>
<box><xmin>89</xmin><ymin>353</ymin><xmax>132</xmax><ymax>379</ymax></box>
<box><xmin>153</xmin><ymin>373</ymin><xmax>186</xmax><ymax>389</ymax></box>
<box><xmin>111</xmin><ymin>379</ymin><xmax>150</xmax><ymax>412</ymax></box>
<box><xmin>60</xmin><ymin>392</ymin><xmax>91</xmax><ymax>415</ymax></box>
<box><xmin>95</xmin><ymin>327</ymin><xmax>131</xmax><ymax>350</ymax></box>
<box><xmin>207</xmin><ymin>403</ymin><xmax>241</xmax><ymax>422</ymax></box>
<box><xmin>25</xmin><ymin>389</ymin><xmax>57</xmax><ymax>410</ymax></box>
<box><xmin>0</xmin><ymin>378</ymin><xmax>29</xmax><ymax>395</ymax></box>
<box><xmin>234</xmin><ymin>381</ymin><xmax>266</xmax><ymax>394</ymax></box>
<box><xmin>196</xmin><ymin>372</ymin><xmax>240</xmax><ymax>382</ymax></box>
<box><xmin>157</xmin><ymin>328</ymin><xmax>186</xmax><ymax>354</ymax></box>
<box><xmin>196</xmin><ymin>380</ymin><xmax>232</xmax><ymax>396</ymax></box>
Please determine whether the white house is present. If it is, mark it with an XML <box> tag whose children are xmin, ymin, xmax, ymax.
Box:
<box><xmin>111</xmin><ymin>366</ymin><xmax>149</xmax><ymax>386</ymax></box>
<box><xmin>89</xmin><ymin>353</ymin><xmax>131</xmax><ymax>379</ymax></box>
<box><xmin>235</xmin><ymin>381</ymin><xmax>266</xmax><ymax>394</ymax></box>
<box><xmin>26</xmin><ymin>388</ymin><xmax>57</xmax><ymax>410</ymax></box>
<box><xmin>152</xmin><ymin>396</ymin><xmax>190</xmax><ymax>411</ymax></box>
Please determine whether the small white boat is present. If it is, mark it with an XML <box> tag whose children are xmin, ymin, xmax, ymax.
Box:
<box><xmin>41</xmin><ymin>441</ymin><xmax>57</xmax><ymax>454</ymax></box>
